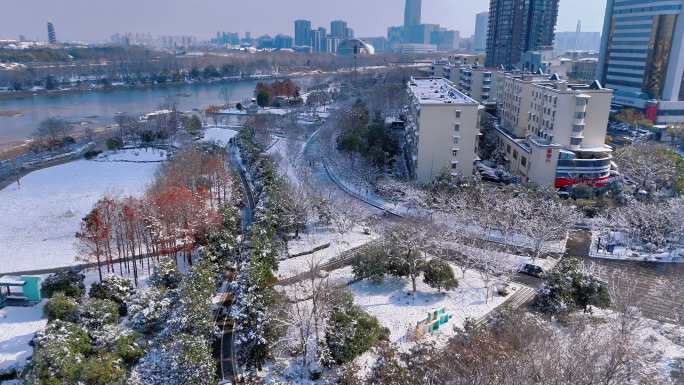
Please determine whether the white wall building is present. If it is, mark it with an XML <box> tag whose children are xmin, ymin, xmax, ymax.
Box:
<box><xmin>495</xmin><ymin>73</ymin><xmax>615</xmax><ymax>188</ymax></box>
<box><xmin>406</xmin><ymin>77</ymin><xmax>483</xmax><ymax>183</ymax></box>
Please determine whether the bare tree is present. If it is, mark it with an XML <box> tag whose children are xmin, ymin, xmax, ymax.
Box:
<box><xmin>280</xmin><ymin>258</ymin><xmax>332</xmax><ymax>379</ymax></box>
<box><xmin>650</xmin><ymin>275</ymin><xmax>684</xmax><ymax>324</ymax></box>
<box><xmin>614</xmin><ymin>143</ymin><xmax>680</xmax><ymax>194</ymax></box>
<box><xmin>515</xmin><ymin>190</ymin><xmax>578</xmax><ymax>262</ymax></box>
<box><xmin>32</xmin><ymin>117</ymin><xmax>72</xmax><ymax>150</ymax></box>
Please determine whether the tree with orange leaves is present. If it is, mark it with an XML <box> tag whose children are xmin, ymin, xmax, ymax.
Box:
<box><xmin>75</xmin><ymin>207</ymin><xmax>112</xmax><ymax>283</ymax></box>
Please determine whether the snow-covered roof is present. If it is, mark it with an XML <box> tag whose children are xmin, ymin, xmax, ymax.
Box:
<box><xmin>409</xmin><ymin>77</ymin><xmax>477</xmax><ymax>106</ymax></box>
<box><xmin>0</xmin><ymin>276</ymin><xmax>26</xmax><ymax>286</ymax></box>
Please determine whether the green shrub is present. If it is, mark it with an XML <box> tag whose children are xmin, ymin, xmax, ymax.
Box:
<box><xmin>115</xmin><ymin>333</ymin><xmax>145</xmax><ymax>364</ymax></box>
<box><xmin>42</xmin><ymin>270</ymin><xmax>85</xmax><ymax>298</ymax></box>
<box><xmin>80</xmin><ymin>353</ymin><xmax>125</xmax><ymax>385</ymax></box>
<box><xmin>89</xmin><ymin>275</ymin><xmax>134</xmax><ymax>315</ymax></box>
<box><xmin>83</xmin><ymin>150</ymin><xmax>102</xmax><ymax>159</ymax></box>
<box><xmin>149</xmin><ymin>259</ymin><xmax>183</xmax><ymax>290</ymax></box>
<box><xmin>106</xmin><ymin>137</ymin><xmax>124</xmax><ymax>151</ymax></box>
<box><xmin>325</xmin><ymin>301</ymin><xmax>390</xmax><ymax>364</ymax></box>
<box><xmin>79</xmin><ymin>298</ymin><xmax>120</xmax><ymax>329</ymax></box>
<box><xmin>352</xmin><ymin>246</ymin><xmax>389</xmax><ymax>284</ymax></box>
<box><xmin>44</xmin><ymin>292</ymin><xmax>79</xmax><ymax>322</ymax></box>
<box><xmin>533</xmin><ymin>258</ymin><xmax>611</xmax><ymax>315</ymax></box>
<box><xmin>27</xmin><ymin>321</ymin><xmax>92</xmax><ymax>385</ymax></box>
<box><xmin>422</xmin><ymin>259</ymin><xmax>458</xmax><ymax>293</ymax></box>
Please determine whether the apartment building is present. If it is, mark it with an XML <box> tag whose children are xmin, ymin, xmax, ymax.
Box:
<box><xmin>459</xmin><ymin>66</ymin><xmax>495</xmax><ymax>102</ymax></box>
<box><xmin>406</xmin><ymin>77</ymin><xmax>483</xmax><ymax>183</ymax></box>
<box><xmin>495</xmin><ymin>73</ymin><xmax>614</xmax><ymax>187</ymax></box>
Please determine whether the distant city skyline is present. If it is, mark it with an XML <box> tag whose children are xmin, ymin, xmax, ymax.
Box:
<box><xmin>1</xmin><ymin>0</ymin><xmax>606</xmax><ymax>42</ymax></box>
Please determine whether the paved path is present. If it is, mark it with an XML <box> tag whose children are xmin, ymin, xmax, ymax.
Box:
<box><xmin>228</xmin><ymin>141</ymin><xmax>255</xmax><ymax>230</ymax></box>
<box><xmin>321</xmin><ymin>158</ymin><xmax>404</xmax><ymax>218</ymax></box>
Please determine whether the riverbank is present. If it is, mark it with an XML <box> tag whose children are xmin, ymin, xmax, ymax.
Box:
<box><xmin>0</xmin><ymin>74</ymin><xmax>274</xmax><ymax>102</ymax></box>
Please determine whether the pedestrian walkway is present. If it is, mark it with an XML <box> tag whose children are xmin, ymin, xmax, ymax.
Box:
<box><xmin>321</xmin><ymin>157</ymin><xmax>404</xmax><ymax>218</ymax></box>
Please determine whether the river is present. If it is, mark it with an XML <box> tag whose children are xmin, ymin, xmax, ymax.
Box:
<box><xmin>0</xmin><ymin>80</ymin><xmax>261</xmax><ymax>145</ymax></box>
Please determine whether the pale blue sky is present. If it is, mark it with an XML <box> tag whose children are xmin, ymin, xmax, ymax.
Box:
<box><xmin>1</xmin><ymin>0</ymin><xmax>607</xmax><ymax>42</ymax></box>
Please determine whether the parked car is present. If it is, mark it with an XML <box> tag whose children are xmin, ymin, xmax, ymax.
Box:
<box><xmin>518</xmin><ymin>264</ymin><xmax>545</xmax><ymax>278</ymax></box>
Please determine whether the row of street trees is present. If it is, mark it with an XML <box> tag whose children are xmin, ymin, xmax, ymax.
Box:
<box><xmin>428</xmin><ymin>180</ymin><xmax>579</xmax><ymax>262</ymax></box>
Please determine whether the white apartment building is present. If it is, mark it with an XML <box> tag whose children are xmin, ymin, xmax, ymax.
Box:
<box><xmin>495</xmin><ymin>73</ymin><xmax>615</xmax><ymax>188</ymax></box>
<box><xmin>407</xmin><ymin>77</ymin><xmax>483</xmax><ymax>183</ymax></box>
<box><xmin>459</xmin><ymin>66</ymin><xmax>494</xmax><ymax>103</ymax></box>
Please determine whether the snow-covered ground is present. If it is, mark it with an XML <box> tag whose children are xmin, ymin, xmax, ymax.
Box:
<box><xmin>201</xmin><ymin>127</ymin><xmax>239</xmax><ymax>147</ymax></box>
<box><xmin>346</xmin><ymin>264</ymin><xmax>522</xmax><ymax>347</ymax></box>
<box><xmin>450</xmin><ymin>243</ymin><xmax>560</xmax><ymax>272</ymax></box>
<box><xmin>217</xmin><ymin>107</ymin><xmax>291</xmax><ymax>116</ymax></box>
<box><xmin>278</xmin><ymin>227</ymin><xmax>375</xmax><ymax>280</ymax></box>
<box><xmin>581</xmin><ymin>309</ymin><xmax>684</xmax><ymax>382</ymax></box>
<box><xmin>590</xmin><ymin>231</ymin><xmax>684</xmax><ymax>263</ymax></box>
<box><xmin>266</xmin><ymin>138</ymin><xmax>304</xmax><ymax>187</ymax></box>
<box><xmin>0</xmin><ymin>302</ymin><xmax>47</xmax><ymax>373</ymax></box>
<box><xmin>94</xmin><ymin>148</ymin><xmax>168</xmax><ymax>163</ymax></box>
<box><xmin>0</xmin><ymin>148</ymin><xmax>165</xmax><ymax>274</ymax></box>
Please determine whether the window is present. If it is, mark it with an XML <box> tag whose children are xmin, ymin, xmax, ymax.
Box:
<box><xmin>521</xmin><ymin>157</ymin><xmax>527</xmax><ymax>167</ymax></box>
<box><xmin>453</xmin><ymin>136</ymin><xmax>460</xmax><ymax>145</ymax></box>
<box><xmin>454</xmin><ymin>124</ymin><xmax>460</xmax><ymax>132</ymax></box>
<box><xmin>455</xmin><ymin>110</ymin><xmax>461</xmax><ymax>118</ymax></box>
<box><xmin>575</xmin><ymin>112</ymin><xmax>586</xmax><ymax>120</ymax></box>
<box><xmin>451</xmin><ymin>162</ymin><xmax>459</xmax><ymax>170</ymax></box>
<box><xmin>506</xmin><ymin>144</ymin><xmax>511</xmax><ymax>154</ymax></box>
<box><xmin>576</xmin><ymin>99</ymin><xmax>587</xmax><ymax>107</ymax></box>
<box><xmin>452</xmin><ymin>149</ymin><xmax>459</xmax><ymax>157</ymax></box>
<box><xmin>513</xmin><ymin>150</ymin><xmax>518</xmax><ymax>160</ymax></box>
<box><xmin>570</xmin><ymin>137</ymin><xmax>583</xmax><ymax>146</ymax></box>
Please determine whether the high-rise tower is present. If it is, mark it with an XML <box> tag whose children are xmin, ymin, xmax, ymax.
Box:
<box><xmin>47</xmin><ymin>22</ymin><xmax>57</xmax><ymax>44</ymax></box>
<box><xmin>404</xmin><ymin>0</ymin><xmax>422</xmax><ymax>28</ymax></box>
<box><xmin>598</xmin><ymin>0</ymin><xmax>684</xmax><ymax>124</ymax></box>
<box><xmin>294</xmin><ymin>20</ymin><xmax>312</xmax><ymax>47</ymax></box>
<box><xmin>485</xmin><ymin>0</ymin><xmax>559</xmax><ymax>68</ymax></box>
<box><xmin>474</xmin><ymin>12</ymin><xmax>489</xmax><ymax>52</ymax></box>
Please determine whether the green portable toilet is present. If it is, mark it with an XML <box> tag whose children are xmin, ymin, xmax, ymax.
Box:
<box><xmin>20</xmin><ymin>276</ymin><xmax>42</xmax><ymax>302</ymax></box>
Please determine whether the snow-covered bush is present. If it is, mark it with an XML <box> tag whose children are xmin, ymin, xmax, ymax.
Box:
<box><xmin>422</xmin><ymin>259</ymin><xmax>458</xmax><ymax>293</ymax></box>
<box><xmin>88</xmin><ymin>324</ymin><xmax>145</xmax><ymax>365</ymax></box>
<box><xmin>352</xmin><ymin>245</ymin><xmax>390</xmax><ymax>284</ymax></box>
<box><xmin>127</xmin><ymin>288</ymin><xmax>173</xmax><ymax>335</ymax></box>
<box><xmin>149</xmin><ymin>259</ymin><xmax>182</xmax><ymax>290</ymax></box>
<box><xmin>41</xmin><ymin>270</ymin><xmax>85</xmax><ymax>298</ymax></box>
<box><xmin>533</xmin><ymin>258</ymin><xmax>610</xmax><ymax>315</ymax></box>
<box><xmin>89</xmin><ymin>275</ymin><xmax>135</xmax><ymax>315</ymax></box>
<box><xmin>79</xmin><ymin>298</ymin><xmax>121</xmax><ymax>330</ymax></box>
<box><xmin>26</xmin><ymin>320</ymin><xmax>92</xmax><ymax>384</ymax></box>
<box><xmin>204</xmin><ymin>203</ymin><xmax>241</xmax><ymax>265</ymax></box>
<box><xmin>163</xmin><ymin>258</ymin><xmax>217</xmax><ymax>339</ymax></box>
<box><xmin>128</xmin><ymin>334</ymin><xmax>216</xmax><ymax>385</ymax></box>
<box><xmin>325</xmin><ymin>292</ymin><xmax>389</xmax><ymax>364</ymax></box>
<box><xmin>78</xmin><ymin>352</ymin><xmax>127</xmax><ymax>385</ymax></box>
<box><xmin>43</xmin><ymin>292</ymin><xmax>79</xmax><ymax>322</ymax></box>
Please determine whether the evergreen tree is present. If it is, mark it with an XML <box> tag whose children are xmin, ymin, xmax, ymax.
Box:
<box><xmin>423</xmin><ymin>259</ymin><xmax>458</xmax><ymax>293</ymax></box>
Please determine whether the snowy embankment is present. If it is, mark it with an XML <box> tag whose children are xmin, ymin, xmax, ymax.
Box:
<box><xmin>0</xmin><ymin>148</ymin><xmax>166</xmax><ymax>274</ymax></box>
<box><xmin>0</xmin><ymin>302</ymin><xmax>48</xmax><ymax>373</ymax></box>
<box><xmin>278</xmin><ymin>227</ymin><xmax>375</xmax><ymax>280</ymax></box>
<box><xmin>589</xmin><ymin>231</ymin><xmax>684</xmax><ymax>263</ymax></box>
<box><xmin>201</xmin><ymin>127</ymin><xmax>239</xmax><ymax>147</ymax></box>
